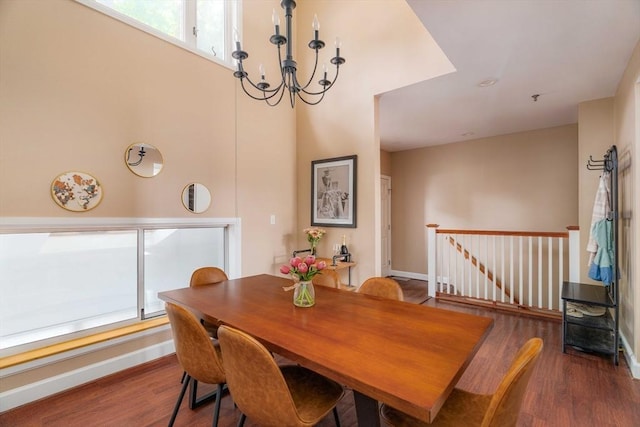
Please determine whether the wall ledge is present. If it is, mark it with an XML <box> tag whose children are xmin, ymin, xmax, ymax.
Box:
<box><xmin>0</xmin><ymin>317</ymin><xmax>169</xmax><ymax>370</ymax></box>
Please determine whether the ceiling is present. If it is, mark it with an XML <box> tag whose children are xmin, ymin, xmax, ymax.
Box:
<box><xmin>379</xmin><ymin>0</ymin><xmax>640</xmax><ymax>152</ymax></box>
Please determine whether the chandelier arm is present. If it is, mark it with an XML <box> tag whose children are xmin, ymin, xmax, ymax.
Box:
<box><xmin>239</xmin><ymin>78</ymin><xmax>285</xmax><ymax>102</ymax></box>
<box><xmin>265</xmin><ymin>85</ymin><xmax>288</xmax><ymax>107</ymax></box>
<box><xmin>242</xmin><ymin>73</ymin><xmax>283</xmax><ymax>95</ymax></box>
<box><xmin>297</xmin><ymin>47</ymin><xmax>321</xmax><ymax>90</ymax></box>
<box><xmin>296</xmin><ymin>89</ymin><xmax>327</xmax><ymax>106</ymax></box>
<box><xmin>299</xmin><ymin>65</ymin><xmax>341</xmax><ymax>96</ymax></box>
<box><xmin>276</xmin><ymin>45</ymin><xmax>291</xmax><ymax>90</ymax></box>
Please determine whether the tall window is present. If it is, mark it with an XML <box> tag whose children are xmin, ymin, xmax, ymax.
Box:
<box><xmin>77</xmin><ymin>0</ymin><xmax>239</xmax><ymax>66</ymax></box>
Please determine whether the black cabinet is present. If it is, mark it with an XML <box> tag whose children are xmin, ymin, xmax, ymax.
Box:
<box><xmin>561</xmin><ymin>281</ymin><xmax>618</xmax><ymax>364</ymax></box>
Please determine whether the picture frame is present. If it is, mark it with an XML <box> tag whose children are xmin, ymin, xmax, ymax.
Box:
<box><xmin>311</xmin><ymin>155</ymin><xmax>357</xmax><ymax>228</ymax></box>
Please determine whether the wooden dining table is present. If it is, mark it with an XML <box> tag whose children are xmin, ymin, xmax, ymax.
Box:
<box><xmin>159</xmin><ymin>274</ymin><xmax>494</xmax><ymax>426</ymax></box>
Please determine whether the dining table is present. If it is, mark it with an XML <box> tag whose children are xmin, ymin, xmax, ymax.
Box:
<box><xmin>159</xmin><ymin>274</ymin><xmax>494</xmax><ymax>426</ymax></box>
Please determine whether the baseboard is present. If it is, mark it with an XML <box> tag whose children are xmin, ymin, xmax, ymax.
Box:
<box><xmin>0</xmin><ymin>340</ymin><xmax>175</xmax><ymax>412</ymax></box>
<box><xmin>620</xmin><ymin>331</ymin><xmax>640</xmax><ymax>379</ymax></box>
<box><xmin>389</xmin><ymin>270</ymin><xmax>429</xmax><ymax>281</ymax></box>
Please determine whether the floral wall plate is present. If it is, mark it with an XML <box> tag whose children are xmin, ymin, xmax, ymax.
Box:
<box><xmin>51</xmin><ymin>171</ymin><xmax>103</xmax><ymax>212</ymax></box>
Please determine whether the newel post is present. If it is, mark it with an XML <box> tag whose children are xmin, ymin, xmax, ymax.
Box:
<box><xmin>427</xmin><ymin>224</ymin><xmax>439</xmax><ymax>297</ymax></box>
<box><xmin>567</xmin><ymin>226</ymin><xmax>580</xmax><ymax>282</ymax></box>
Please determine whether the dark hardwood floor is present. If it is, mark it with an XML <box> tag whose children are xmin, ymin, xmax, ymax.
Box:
<box><xmin>2</xmin><ymin>279</ymin><xmax>639</xmax><ymax>427</ymax></box>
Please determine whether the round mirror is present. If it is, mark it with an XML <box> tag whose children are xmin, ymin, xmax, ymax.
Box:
<box><xmin>182</xmin><ymin>183</ymin><xmax>211</xmax><ymax>213</ymax></box>
<box><xmin>125</xmin><ymin>143</ymin><xmax>164</xmax><ymax>177</ymax></box>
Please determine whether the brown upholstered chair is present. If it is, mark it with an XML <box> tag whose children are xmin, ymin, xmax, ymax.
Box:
<box><xmin>165</xmin><ymin>302</ymin><xmax>227</xmax><ymax>427</ymax></box>
<box><xmin>357</xmin><ymin>277</ymin><xmax>404</xmax><ymax>301</ymax></box>
<box><xmin>190</xmin><ymin>266</ymin><xmax>228</xmax><ymax>287</ymax></box>
<box><xmin>380</xmin><ymin>337</ymin><xmax>544</xmax><ymax>427</ymax></box>
<box><xmin>217</xmin><ymin>325</ymin><xmax>344</xmax><ymax>427</ymax></box>
<box><xmin>312</xmin><ymin>269</ymin><xmax>341</xmax><ymax>289</ymax></box>
<box><xmin>185</xmin><ymin>267</ymin><xmax>229</xmax><ymax>408</ymax></box>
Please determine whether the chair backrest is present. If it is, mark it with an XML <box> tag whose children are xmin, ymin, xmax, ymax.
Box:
<box><xmin>357</xmin><ymin>277</ymin><xmax>404</xmax><ymax>301</ymax></box>
<box><xmin>165</xmin><ymin>303</ymin><xmax>225</xmax><ymax>385</ymax></box>
<box><xmin>482</xmin><ymin>337</ymin><xmax>543</xmax><ymax>427</ymax></box>
<box><xmin>190</xmin><ymin>267</ymin><xmax>228</xmax><ymax>287</ymax></box>
<box><xmin>312</xmin><ymin>269</ymin><xmax>341</xmax><ymax>288</ymax></box>
<box><xmin>217</xmin><ymin>325</ymin><xmax>303</xmax><ymax>426</ymax></box>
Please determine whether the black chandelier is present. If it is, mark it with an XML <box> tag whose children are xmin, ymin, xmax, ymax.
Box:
<box><xmin>232</xmin><ymin>0</ymin><xmax>345</xmax><ymax>108</ymax></box>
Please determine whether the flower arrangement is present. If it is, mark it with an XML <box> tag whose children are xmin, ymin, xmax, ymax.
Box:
<box><xmin>280</xmin><ymin>255</ymin><xmax>327</xmax><ymax>282</ymax></box>
<box><xmin>280</xmin><ymin>255</ymin><xmax>327</xmax><ymax>307</ymax></box>
<box><xmin>304</xmin><ymin>227</ymin><xmax>326</xmax><ymax>255</ymax></box>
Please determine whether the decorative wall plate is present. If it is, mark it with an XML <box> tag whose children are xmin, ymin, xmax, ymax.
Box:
<box><xmin>51</xmin><ymin>171</ymin><xmax>103</xmax><ymax>212</ymax></box>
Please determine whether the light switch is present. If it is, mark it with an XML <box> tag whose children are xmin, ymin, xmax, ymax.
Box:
<box><xmin>270</xmin><ymin>214</ymin><xmax>276</xmax><ymax>225</ymax></box>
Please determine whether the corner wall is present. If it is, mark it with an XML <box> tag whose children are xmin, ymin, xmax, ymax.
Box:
<box><xmin>613</xmin><ymin>37</ymin><xmax>640</xmax><ymax>375</ymax></box>
<box><xmin>294</xmin><ymin>0</ymin><xmax>454</xmax><ymax>283</ymax></box>
<box><xmin>0</xmin><ymin>0</ymin><xmax>296</xmax><ymax>407</ymax></box>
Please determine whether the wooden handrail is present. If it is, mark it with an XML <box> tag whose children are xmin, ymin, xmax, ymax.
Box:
<box><xmin>437</xmin><ymin>229</ymin><xmax>569</xmax><ymax>238</ymax></box>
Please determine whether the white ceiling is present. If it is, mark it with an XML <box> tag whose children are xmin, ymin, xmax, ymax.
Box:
<box><xmin>379</xmin><ymin>0</ymin><xmax>640</xmax><ymax>152</ymax></box>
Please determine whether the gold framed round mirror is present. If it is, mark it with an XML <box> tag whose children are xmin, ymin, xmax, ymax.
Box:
<box><xmin>125</xmin><ymin>143</ymin><xmax>163</xmax><ymax>177</ymax></box>
<box><xmin>182</xmin><ymin>183</ymin><xmax>211</xmax><ymax>213</ymax></box>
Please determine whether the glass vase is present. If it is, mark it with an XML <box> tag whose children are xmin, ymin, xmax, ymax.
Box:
<box><xmin>293</xmin><ymin>281</ymin><xmax>315</xmax><ymax>307</ymax></box>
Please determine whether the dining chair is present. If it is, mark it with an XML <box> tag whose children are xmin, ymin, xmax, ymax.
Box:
<box><xmin>380</xmin><ymin>337</ymin><xmax>544</xmax><ymax>427</ymax></box>
<box><xmin>186</xmin><ymin>266</ymin><xmax>229</xmax><ymax>408</ymax></box>
<box><xmin>312</xmin><ymin>269</ymin><xmax>341</xmax><ymax>289</ymax></box>
<box><xmin>190</xmin><ymin>266</ymin><xmax>229</xmax><ymax>288</ymax></box>
<box><xmin>165</xmin><ymin>302</ymin><xmax>227</xmax><ymax>427</ymax></box>
<box><xmin>217</xmin><ymin>325</ymin><xmax>344</xmax><ymax>427</ymax></box>
<box><xmin>357</xmin><ymin>277</ymin><xmax>404</xmax><ymax>301</ymax></box>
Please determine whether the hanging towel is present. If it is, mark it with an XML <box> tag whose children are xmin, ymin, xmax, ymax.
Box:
<box><xmin>586</xmin><ymin>171</ymin><xmax>610</xmax><ymax>265</ymax></box>
<box><xmin>588</xmin><ymin>218</ymin><xmax>614</xmax><ymax>285</ymax></box>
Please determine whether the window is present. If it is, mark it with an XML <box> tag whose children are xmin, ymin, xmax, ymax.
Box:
<box><xmin>0</xmin><ymin>219</ymin><xmax>236</xmax><ymax>351</ymax></box>
<box><xmin>76</xmin><ymin>0</ymin><xmax>240</xmax><ymax>67</ymax></box>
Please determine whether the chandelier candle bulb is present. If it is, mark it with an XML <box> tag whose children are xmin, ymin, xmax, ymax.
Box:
<box><xmin>233</xmin><ymin>28</ymin><xmax>241</xmax><ymax>49</ymax></box>
<box><xmin>313</xmin><ymin>14</ymin><xmax>320</xmax><ymax>41</ymax></box>
<box><xmin>272</xmin><ymin>9</ymin><xmax>281</xmax><ymax>36</ymax></box>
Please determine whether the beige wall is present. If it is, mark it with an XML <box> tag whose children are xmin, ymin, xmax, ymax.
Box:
<box><xmin>390</xmin><ymin>125</ymin><xmax>579</xmax><ymax>274</ymax></box>
<box><xmin>294</xmin><ymin>0</ymin><xmax>453</xmax><ymax>284</ymax></box>
<box><xmin>613</xmin><ymin>38</ymin><xmax>640</xmax><ymax>363</ymax></box>
<box><xmin>380</xmin><ymin>150</ymin><xmax>392</xmax><ymax>176</ymax></box>
<box><xmin>0</xmin><ymin>0</ymin><xmax>295</xmax><ymax>396</ymax></box>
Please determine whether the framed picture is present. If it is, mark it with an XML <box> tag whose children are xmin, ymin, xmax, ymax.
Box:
<box><xmin>311</xmin><ymin>155</ymin><xmax>357</xmax><ymax>228</ymax></box>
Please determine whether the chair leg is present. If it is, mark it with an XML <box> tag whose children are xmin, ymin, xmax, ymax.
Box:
<box><xmin>189</xmin><ymin>379</ymin><xmax>199</xmax><ymax>409</ymax></box>
<box><xmin>169</xmin><ymin>374</ymin><xmax>191</xmax><ymax>427</ymax></box>
<box><xmin>180</xmin><ymin>371</ymin><xmax>186</xmax><ymax>384</ymax></box>
<box><xmin>332</xmin><ymin>406</ymin><xmax>341</xmax><ymax>427</ymax></box>
<box><xmin>237</xmin><ymin>413</ymin><xmax>246</xmax><ymax>427</ymax></box>
<box><xmin>211</xmin><ymin>383</ymin><xmax>223</xmax><ymax>427</ymax></box>
<box><xmin>189</xmin><ymin>380</ymin><xmax>227</xmax><ymax>409</ymax></box>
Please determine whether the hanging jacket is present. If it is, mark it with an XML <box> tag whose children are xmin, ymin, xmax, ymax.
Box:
<box><xmin>588</xmin><ymin>218</ymin><xmax>614</xmax><ymax>285</ymax></box>
<box><xmin>586</xmin><ymin>171</ymin><xmax>610</xmax><ymax>265</ymax></box>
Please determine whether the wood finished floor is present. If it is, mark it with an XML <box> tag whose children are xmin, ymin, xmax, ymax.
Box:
<box><xmin>1</xmin><ymin>279</ymin><xmax>639</xmax><ymax>427</ymax></box>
